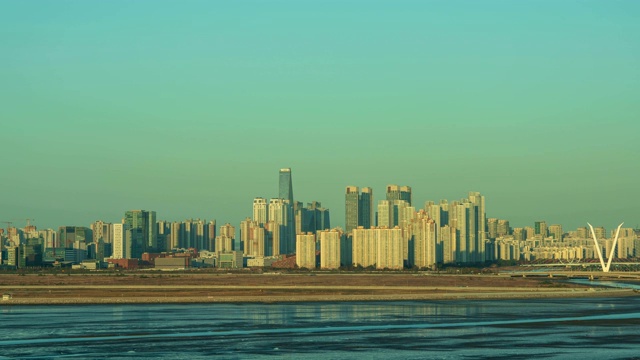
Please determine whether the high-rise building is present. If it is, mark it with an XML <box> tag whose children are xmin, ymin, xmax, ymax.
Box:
<box><xmin>246</xmin><ymin>222</ymin><xmax>266</xmax><ymax>257</ymax></box>
<box><xmin>576</xmin><ymin>227</ymin><xmax>588</xmax><ymax>239</ymax></box>
<box><xmin>535</xmin><ymin>221</ymin><xmax>548</xmax><ymax>238</ymax></box>
<box><xmin>168</xmin><ymin>219</ymin><xmax>216</xmax><ymax>251</ymax></box>
<box><xmin>157</xmin><ymin>220</ymin><xmax>170</xmax><ymax>252</ymax></box>
<box><xmin>376</xmin><ymin>227</ymin><xmax>404</xmax><ymax>270</ymax></box>
<box><xmin>386</xmin><ymin>185</ymin><xmax>412</xmax><ymax>205</ymax></box>
<box><xmin>91</xmin><ymin>221</ymin><xmax>112</xmax><ymax>244</ymax></box>
<box><xmin>392</xmin><ymin>199</ymin><xmax>413</xmax><ymax>229</ymax></box>
<box><xmin>352</xmin><ymin>227</ymin><xmax>377</xmax><ymax>268</ymax></box>
<box><xmin>169</xmin><ymin>222</ymin><xmax>183</xmax><ymax>249</ymax></box>
<box><xmin>239</xmin><ymin>217</ymin><xmax>252</xmax><ymax>253</ymax></box>
<box><xmin>215</xmin><ymin>235</ymin><xmax>233</xmax><ymax>253</ymax></box>
<box><xmin>19</xmin><ymin>238</ymin><xmax>43</xmax><ymax>268</ymax></box>
<box><xmin>351</xmin><ymin>226</ymin><xmax>404</xmax><ymax>269</ymax></box>
<box><xmin>548</xmin><ymin>224</ymin><xmax>563</xmax><ymax>241</ymax></box>
<box><xmin>279</xmin><ymin>168</ymin><xmax>294</xmax><ymax>205</ymax></box>
<box><xmin>297</xmin><ymin>201</ymin><xmax>331</xmax><ymax>235</ymax></box>
<box><xmin>294</xmin><ymin>201</ymin><xmax>305</xmax><ymax>235</ymax></box>
<box><xmin>412</xmin><ymin>211</ymin><xmax>437</xmax><ymax>269</ymax></box>
<box><xmin>487</xmin><ymin>218</ymin><xmax>498</xmax><ymax>239</ymax></box>
<box><xmin>513</xmin><ymin>227</ymin><xmax>525</xmax><ymax>241</ymax></box>
<box><xmin>440</xmin><ymin>224</ymin><xmax>455</xmax><ymax>264</ymax></box>
<box><xmin>426</xmin><ymin>202</ymin><xmax>441</xmax><ymax>228</ymax></box>
<box><xmin>450</xmin><ymin>201</ymin><xmax>467</xmax><ymax>262</ymax></box>
<box><xmin>253</xmin><ymin>198</ymin><xmax>268</xmax><ymax>224</ymax></box>
<box><xmin>296</xmin><ymin>233</ymin><xmax>316</xmax><ymax>269</ymax></box>
<box><xmin>112</xmin><ymin>223</ymin><xmax>131</xmax><ymax>259</ymax></box>
<box><xmin>377</xmin><ymin>200</ymin><xmax>392</xmax><ymax>228</ymax></box>
<box><xmin>497</xmin><ymin>220</ymin><xmax>510</xmax><ymax>237</ymax></box>
<box><xmin>214</xmin><ymin>223</ymin><xmax>235</xmax><ymax>253</ymax></box>
<box><xmin>467</xmin><ymin>191</ymin><xmax>486</xmax><ymax>263</ymax></box>
<box><xmin>191</xmin><ymin>219</ymin><xmax>208</xmax><ymax>250</ymax></box>
<box><xmin>359</xmin><ymin>187</ymin><xmax>373</xmax><ymax>229</ymax></box>
<box><xmin>524</xmin><ymin>226</ymin><xmax>535</xmax><ymax>240</ymax></box>
<box><xmin>37</xmin><ymin>229</ymin><xmax>58</xmax><ymax>249</ymax></box>
<box><xmin>594</xmin><ymin>226</ymin><xmax>606</xmax><ymax>239</ymax></box>
<box><xmin>345</xmin><ymin>186</ymin><xmax>373</xmax><ymax>234</ymax></box>
<box><xmin>219</xmin><ymin>223</ymin><xmax>235</xmax><ymax>239</ymax></box>
<box><xmin>207</xmin><ymin>220</ymin><xmax>217</xmax><ymax>251</ymax></box>
<box><xmin>268</xmin><ymin>199</ymin><xmax>290</xmax><ymax>225</ymax></box>
<box><xmin>124</xmin><ymin>210</ymin><xmax>157</xmax><ymax>256</ymax></box>
<box><xmin>345</xmin><ymin>186</ymin><xmax>360</xmax><ymax>234</ymax></box>
<box><xmin>312</xmin><ymin>202</ymin><xmax>330</xmax><ymax>230</ymax></box>
<box><xmin>319</xmin><ymin>228</ymin><xmax>343</xmax><ymax>269</ymax></box>
<box><xmin>268</xmin><ymin>198</ymin><xmax>293</xmax><ymax>254</ymax></box>
<box><xmin>58</xmin><ymin>226</ymin><xmax>92</xmax><ymax>249</ymax></box>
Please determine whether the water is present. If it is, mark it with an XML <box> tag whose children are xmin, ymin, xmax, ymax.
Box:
<box><xmin>2</xmin><ymin>297</ymin><xmax>640</xmax><ymax>359</ymax></box>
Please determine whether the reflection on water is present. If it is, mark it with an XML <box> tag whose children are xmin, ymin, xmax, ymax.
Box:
<box><xmin>1</xmin><ymin>297</ymin><xmax>640</xmax><ymax>359</ymax></box>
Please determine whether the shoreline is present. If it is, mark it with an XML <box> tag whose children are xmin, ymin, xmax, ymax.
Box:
<box><xmin>1</xmin><ymin>288</ymin><xmax>636</xmax><ymax>306</ymax></box>
<box><xmin>2</xmin><ymin>273</ymin><xmax>638</xmax><ymax>306</ymax></box>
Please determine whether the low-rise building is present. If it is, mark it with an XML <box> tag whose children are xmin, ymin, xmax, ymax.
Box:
<box><xmin>155</xmin><ymin>257</ymin><xmax>189</xmax><ymax>270</ymax></box>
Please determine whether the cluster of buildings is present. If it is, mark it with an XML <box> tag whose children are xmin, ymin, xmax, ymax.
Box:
<box><xmin>488</xmin><ymin>220</ymin><xmax>639</xmax><ymax>262</ymax></box>
<box><xmin>1</xmin><ymin>168</ymin><xmax>638</xmax><ymax>270</ymax></box>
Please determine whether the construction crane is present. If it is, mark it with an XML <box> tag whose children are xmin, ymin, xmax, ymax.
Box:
<box><xmin>25</xmin><ymin>218</ymin><xmax>35</xmax><ymax>228</ymax></box>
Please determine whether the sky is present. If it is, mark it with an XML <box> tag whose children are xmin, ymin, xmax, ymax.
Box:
<box><xmin>1</xmin><ymin>0</ymin><xmax>638</xmax><ymax>233</ymax></box>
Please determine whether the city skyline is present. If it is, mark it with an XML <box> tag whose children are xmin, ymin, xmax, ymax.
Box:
<box><xmin>0</xmin><ymin>171</ymin><xmax>631</xmax><ymax>235</ymax></box>
<box><xmin>1</xmin><ymin>1</ymin><xmax>638</xmax><ymax>232</ymax></box>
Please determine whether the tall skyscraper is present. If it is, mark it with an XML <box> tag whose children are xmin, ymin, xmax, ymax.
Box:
<box><xmin>297</xmin><ymin>201</ymin><xmax>331</xmax><ymax>234</ymax></box>
<box><xmin>450</xmin><ymin>201</ymin><xmax>468</xmax><ymax>262</ymax></box>
<box><xmin>345</xmin><ymin>186</ymin><xmax>373</xmax><ymax>234</ymax></box>
<box><xmin>345</xmin><ymin>186</ymin><xmax>360</xmax><ymax>234</ymax></box>
<box><xmin>279</xmin><ymin>168</ymin><xmax>294</xmax><ymax>205</ymax></box>
<box><xmin>386</xmin><ymin>185</ymin><xmax>412</xmax><ymax>205</ymax></box>
<box><xmin>124</xmin><ymin>210</ymin><xmax>157</xmax><ymax>257</ymax></box>
<box><xmin>268</xmin><ymin>198</ymin><xmax>294</xmax><ymax>254</ymax></box>
<box><xmin>468</xmin><ymin>191</ymin><xmax>486</xmax><ymax>263</ymax></box>
<box><xmin>359</xmin><ymin>187</ymin><xmax>373</xmax><ymax>229</ymax></box>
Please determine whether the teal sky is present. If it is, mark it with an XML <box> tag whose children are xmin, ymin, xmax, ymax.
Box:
<box><xmin>1</xmin><ymin>1</ymin><xmax>638</xmax><ymax>233</ymax></box>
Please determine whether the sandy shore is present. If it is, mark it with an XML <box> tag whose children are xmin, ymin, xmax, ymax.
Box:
<box><xmin>1</xmin><ymin>273</ymin><xmax>637</xmax><ymax>305</ymax></box>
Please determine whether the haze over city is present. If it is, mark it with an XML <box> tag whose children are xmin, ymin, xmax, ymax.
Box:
<box><xmin>3</xmin><ymin>3</ymin><xmax>640</xmax><ymax>359</ymax></box>
<box><xmin>1</xmin><ymin>1</ymin><xmax>638</xmax><ymax>232</ymax></box>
